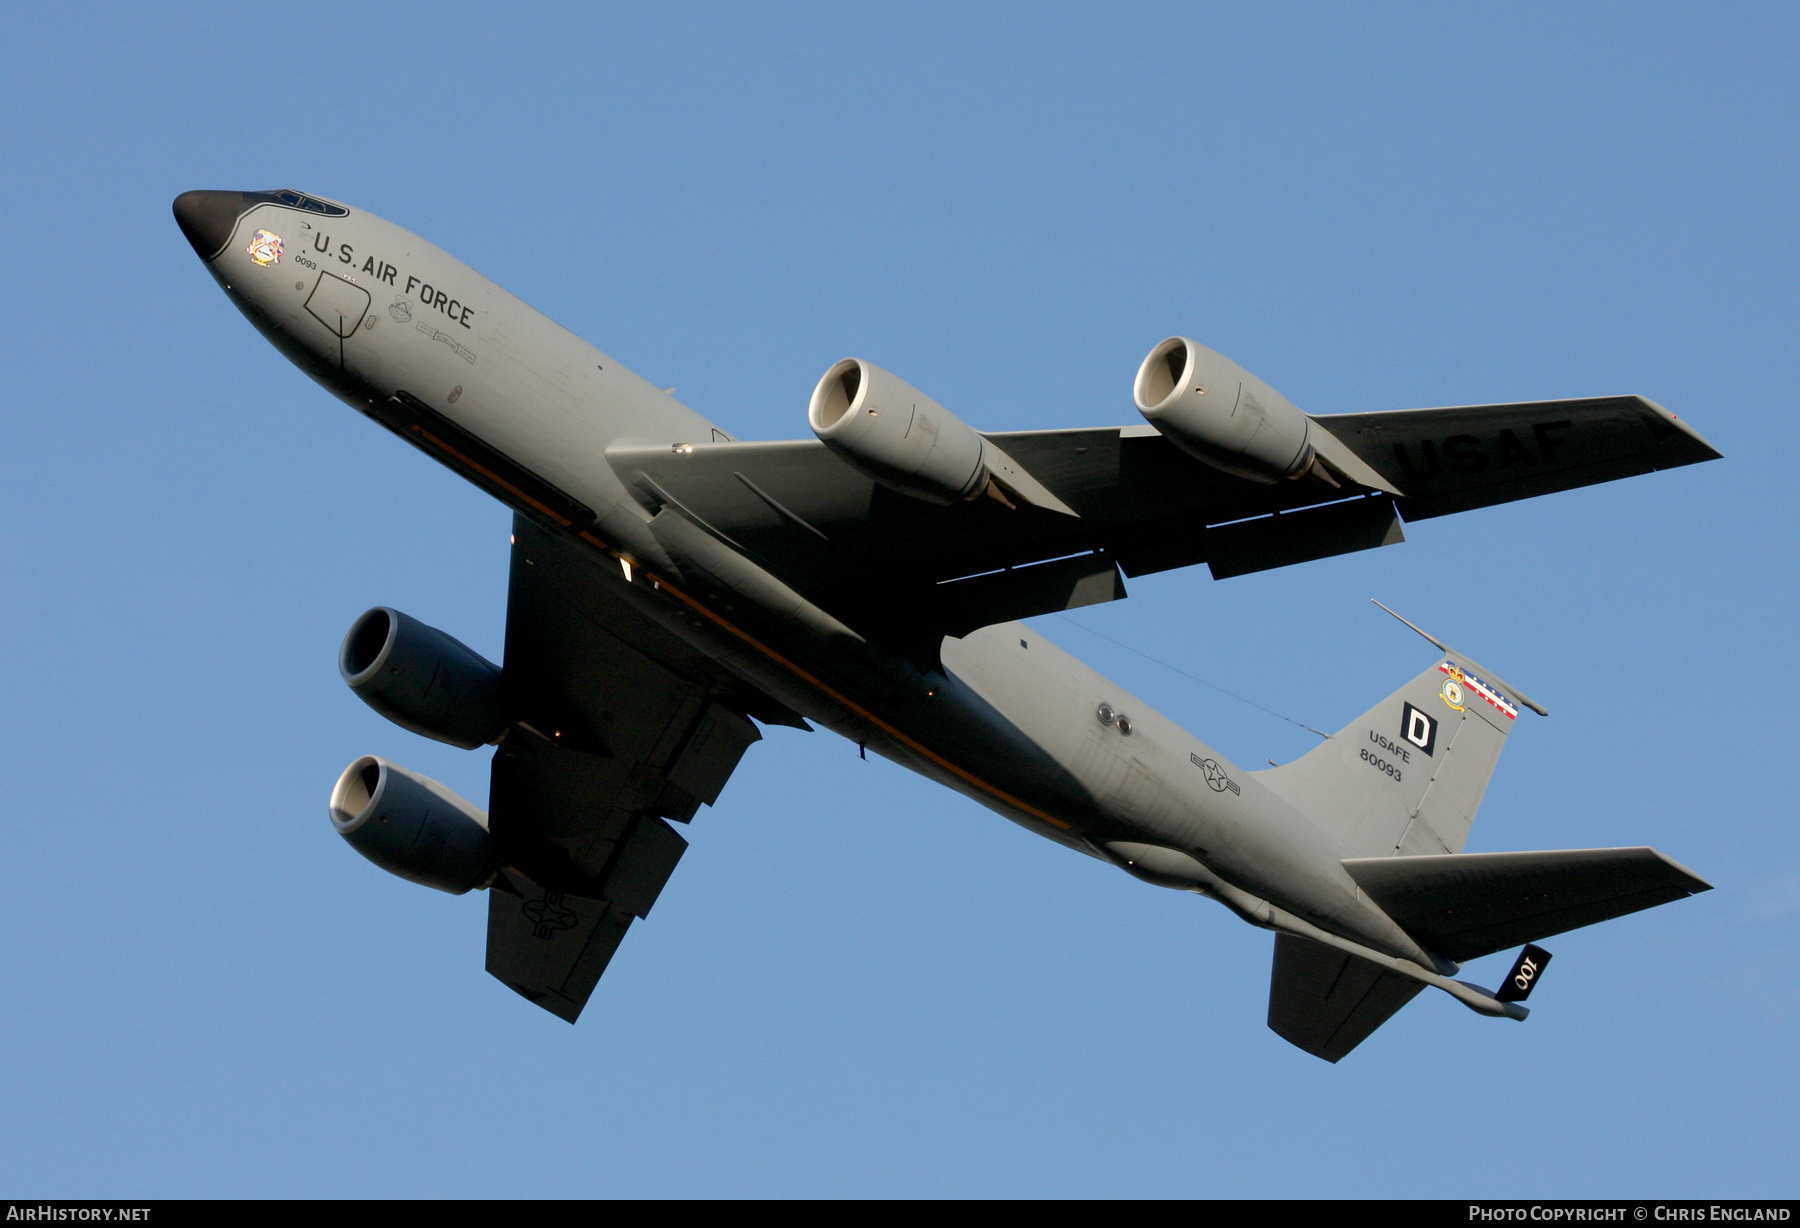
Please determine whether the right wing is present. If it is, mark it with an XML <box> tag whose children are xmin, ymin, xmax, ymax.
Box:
<box><xmin>483</xmin><ymin>515</ymin><xmax>777</xmax><ymax>1021</ymax></box>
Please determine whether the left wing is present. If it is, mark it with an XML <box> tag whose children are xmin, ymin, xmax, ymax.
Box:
<box><xmin>1317</xmin><ymin>394</ymin><xmax>1720</xmax><ymax>520</ymax></box>
<box><xmin>484</xmin><ymin>515</ymin><xmax>774</xmax><ymax>1021</ymax></box>
<box><xmin>606</xmin><ymin>395</ymin><xmax>1718</xmax><ymax>640</ymax></box>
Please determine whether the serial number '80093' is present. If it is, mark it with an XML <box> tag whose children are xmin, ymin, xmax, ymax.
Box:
<box><xmin>1360</xmin><ymin>747</ymin><xmax>1402</xmax><ymax>781</ymax></box>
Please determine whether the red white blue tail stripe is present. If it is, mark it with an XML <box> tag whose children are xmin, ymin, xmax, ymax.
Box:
<box><xmin>1440</xmin><ymin>661</ymin><xmax>1518</xmax><ymax>720</ymax></box>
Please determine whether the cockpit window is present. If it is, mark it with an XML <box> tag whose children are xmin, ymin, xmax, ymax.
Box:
<box><xmin>248</xmin><ymin>189</ymin><xmax>350</xmax><ymax>218</ymax></box>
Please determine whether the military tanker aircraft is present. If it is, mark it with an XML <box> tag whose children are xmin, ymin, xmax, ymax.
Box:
<box><xmin>175</xmin><ymin>188</ymin><xmax>1719</xmax><ymax>1061</ymax></box>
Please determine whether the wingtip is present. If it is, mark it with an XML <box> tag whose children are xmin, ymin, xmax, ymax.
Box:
<box><xmin>1634</xmin><ymin>396</ymin><xmax>1724</xmax><ymax>463</ymax></box>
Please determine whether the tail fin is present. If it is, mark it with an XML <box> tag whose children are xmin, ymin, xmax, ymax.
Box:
<box><xmin>1256</xmin><ymin>647</ymin><xmax>1532</xmax><ymax>859</ymax></box>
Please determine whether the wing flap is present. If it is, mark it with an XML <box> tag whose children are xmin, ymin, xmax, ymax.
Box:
<box><xmin>1343</xmin><ymin>847</ymin><xmax>1713</xmax><ymax>962</ymax></box>
<box><xmin>1268</xmin><ymin>933</ymin><xmax>1425</xmax><ymax>1062</ymax></box>
<box><xmin>1205</xmin><ymin>496</ymin><xmax>1404</xmax><ymax>580</ymax></box>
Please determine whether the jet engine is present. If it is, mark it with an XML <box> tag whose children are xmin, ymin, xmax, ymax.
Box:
<box><xmin>329</xmin><ymin>755</ymin><xmax>496</xmax><ymax>894</ymax></box>
<box><xmin>1132</xmin><ymin>337</ymin><xmax>1319</xmax><ymax>485</ymax></box>
<box><xmin>339</xmin><ymin>607</ymin><xmax>505</xmax><ymax>749</ymax></box>
<box><xmin>808</xmin><ymin>359</ymin><xmax>1075</xmax><ymax>514</ymax></box>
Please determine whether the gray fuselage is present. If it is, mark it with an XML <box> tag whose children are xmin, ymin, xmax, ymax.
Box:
<box><xmin>188</xmin><ymin>191</ymin><xmax>1434</xmax><ymax>970</ymax></box>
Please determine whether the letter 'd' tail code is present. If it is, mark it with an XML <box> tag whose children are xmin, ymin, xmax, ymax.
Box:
<box><xmin>1252</xmin><ymin>651</ymin><xmax>1522</xmax><ymax>860</ymax></box>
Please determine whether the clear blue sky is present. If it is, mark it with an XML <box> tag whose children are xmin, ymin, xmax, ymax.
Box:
<box><xmin>2</xmin><ymin>2</ymin><xmax>1794</xmax><ymax>1198</ymax></box>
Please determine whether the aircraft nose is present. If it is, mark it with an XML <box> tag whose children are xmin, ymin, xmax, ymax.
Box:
<box><xmin>172</xmin><ymin>190</ymin><xmax>250</xmax><ymax>261</ymax></box>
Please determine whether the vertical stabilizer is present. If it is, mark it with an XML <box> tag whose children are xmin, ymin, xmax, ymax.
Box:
<box><xmin>1254</xmin><ymin>651</ymin><xmax>1527</xmax><ymax>859</ymax></box>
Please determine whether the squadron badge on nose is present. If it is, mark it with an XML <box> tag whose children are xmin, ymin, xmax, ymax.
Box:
<box><xmin>246</xmin><ymin>229</ymin><xmax>284</xmax><ymax>267</ymax></box>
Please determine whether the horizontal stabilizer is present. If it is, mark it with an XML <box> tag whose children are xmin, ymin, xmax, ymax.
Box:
<box><xmin>1268</xmin><ymin>933</ymin><xmax>1425</xmax><ymax>1062</ymax></box>
<box><xmin>1343</xmin><ymin>847</ymin><xmax>1712</xmax><ymax>963</ymax></box>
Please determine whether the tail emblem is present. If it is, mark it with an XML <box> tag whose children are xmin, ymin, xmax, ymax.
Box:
<box><xmin>1440</xmin><ymin>675</ymin><xmax>1466</xmax><ymax>711</ymax></box>
<box><xmin>1438</xmin><ymin>662</ymin><xmax>1518</xmax><ymax>720</ymax></box>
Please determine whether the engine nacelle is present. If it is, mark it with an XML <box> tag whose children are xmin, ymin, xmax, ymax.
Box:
<box><xmin>339</xmin><ymin>607</ymin><xmax>504</xmax><ymax>750</ymax></box>
<box><xmin>808</xmin><ymin>358</ymin><xmax>989</xmax><ymax>505</ymax></box>
<box><xmin>1133</xmin><ymin>337</ymin><xmax>1317</xmax><ymax>484</ymax></box>
<box><xmin>329</xmin><ymin>755</ymin><xmax>496</xmax><ymax>894</ymax></box>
